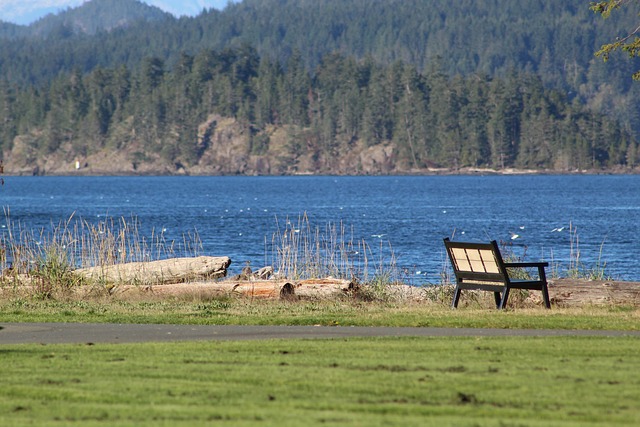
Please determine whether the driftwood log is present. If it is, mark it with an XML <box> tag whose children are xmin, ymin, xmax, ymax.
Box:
<box><xmin>130</xmin><ymin>277</ymin><xmax>356</xmax><ymax>300</ymax></box>
<box><xmin>547</xmin><ymin>279</ymin><xmax>640</xmax><ymax>307</ymax></box>
<box><xmin>75</xmin><ymin>256</ymin><xmax>231</xmax><ymax>286</ymax></box>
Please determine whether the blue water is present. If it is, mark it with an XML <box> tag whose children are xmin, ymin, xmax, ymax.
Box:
<box><xmin>1</xmin><ymin>175</ymin><xmax>639</xmax><ymax>281</ymax></box>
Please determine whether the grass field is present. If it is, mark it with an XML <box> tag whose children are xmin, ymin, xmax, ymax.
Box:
<box><xmin>1</xmin><ymin>296</ymin><xmax>640</xmax><ymax>426</ymax></box>
<box><xmin>1</xmin><ymin>336</ymin><xmax>639</xmax><ymax>426</ymax></box>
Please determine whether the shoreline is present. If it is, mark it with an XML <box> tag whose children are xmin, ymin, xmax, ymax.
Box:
<box><xmin>4</xmin><ymin>166</ymin><xmax>639</xmax><ymax>177</ymax></box>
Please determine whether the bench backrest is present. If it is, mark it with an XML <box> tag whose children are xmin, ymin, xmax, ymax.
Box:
<box><xmin>443</xmin><ymin>238</ymin><xmax>508</xmax><ymax>284</ymax></box>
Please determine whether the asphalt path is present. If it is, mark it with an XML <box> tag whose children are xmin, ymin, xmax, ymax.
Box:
<box><xmin>1</xmin><ymin>323</ymin><xmax>639</xmax><ymax>344</ymax></box>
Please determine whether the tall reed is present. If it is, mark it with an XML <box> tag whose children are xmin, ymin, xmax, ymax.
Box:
<box><xmin>566</xmin><ymin>222</ymin><xmax>608</xmax><ymax>280</ymax></box>
<box><xmin>267</xmin><ymin>213</ymin><xmax>398</xmax><ymax>283</ymax></box>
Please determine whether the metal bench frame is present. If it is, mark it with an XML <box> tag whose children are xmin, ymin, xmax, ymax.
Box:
<box><xmin>443</xmin><ymin>238</ymin><xmax>551</xmax><ymax>309</ymax></box>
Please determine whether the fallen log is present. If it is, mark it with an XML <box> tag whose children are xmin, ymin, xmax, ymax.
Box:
<box><xmin>129</xmin><ymin>277</ymin><xmax>354</xmax><ymax>300</ymax></box>
<box><xmin>547</xmin><ymin>279</ymin><xmax>640</xmax><ymax>307</ymax></box>
<box><xmin>75</xmin><ymin>256</ymin><xmax>231</xmax><ymax>286</ymax></box>
<box><xmin>124</xmin><ymin>279</ymin><xmax>294</xmax><ymax>299</ymax></box>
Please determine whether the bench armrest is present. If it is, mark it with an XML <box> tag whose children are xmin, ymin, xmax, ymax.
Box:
<box><xmin>504</xmin><ymin>262</ymin><xmax>549</xmax><ymax>282</ymax></box>
<box><xmin>504</xmin><ymin>262</ymin><xmax>549</xmax><ymax>268</ymax></box>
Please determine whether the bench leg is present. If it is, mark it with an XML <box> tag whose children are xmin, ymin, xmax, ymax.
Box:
<box><xmin>538</xmin><ymin>267</ymin><xmax>551</xmax><ymax>309</ymax></box>
<box><xmin>498</xmin><ymin>288</ymin><xmax>510</xmax><ymax>309</ymax></box>
<box><xmin>493</xmin><ymin>292</ymin><xmax>502</xmax><ymax>308</ymax></box>
<box><xmin>541</xmin><ymin>285</ymin><xmax>551</xmax><ymax>309</ymax></box>
<box><xmin>452</xmin><ymin>286</ymin><xmax>462</xmax><ymax>308</ymax></box>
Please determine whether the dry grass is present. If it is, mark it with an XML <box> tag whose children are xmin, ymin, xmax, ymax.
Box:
<box><xmin>0</xmin><ymin>211</ymin><xmax>202</xmax><ymax>297</ymax></box>
<box><xmin>267</xmin><ymin>213</ymin><xmax>399</xmax><ymax>283</ymax></box>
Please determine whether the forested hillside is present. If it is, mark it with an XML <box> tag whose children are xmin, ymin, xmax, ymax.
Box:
<box><xmin>0</xmin><ymin>0</ymin><xmax>638</xmax><ymax>175</ymax></box>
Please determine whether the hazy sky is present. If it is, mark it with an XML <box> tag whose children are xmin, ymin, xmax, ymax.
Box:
<box><xmin>0</xmin><ymin>0</ymin><xmax>236</xmax><ymax>25</ymax></box>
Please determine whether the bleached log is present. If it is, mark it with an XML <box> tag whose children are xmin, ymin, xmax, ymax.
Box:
<box><xmin>133</xmin><ymin>277</ymin><xmax>354</xmax><ymax>300</ymax></box>
<box><xmin>75</xmin><ymin>256</ymin><xmax>231</xmax><ymax>286</ymax></box>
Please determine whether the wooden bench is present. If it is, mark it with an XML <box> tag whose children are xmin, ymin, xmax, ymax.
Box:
<box><xmin>443</xmin><ymin>238</ymin><xmax>551</xmax><ymax>309</ymax></box>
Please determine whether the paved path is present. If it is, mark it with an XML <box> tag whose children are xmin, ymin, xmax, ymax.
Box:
<box><xmin>1</xmin><ymin>323</ymin><xmax>639</xmax><ymax>344</ymax></box>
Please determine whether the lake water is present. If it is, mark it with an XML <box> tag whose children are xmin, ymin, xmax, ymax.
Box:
<box><xmin>1</xmin><ymin>175</ymin><xmax>638</xmax><ymax>282</ymax></box>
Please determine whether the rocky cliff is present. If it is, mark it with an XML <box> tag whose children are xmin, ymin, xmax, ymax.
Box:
<box><xmin>3</xmin><ymin>114</ymin><xmax>400</xmax><ymax>176</ymax></box>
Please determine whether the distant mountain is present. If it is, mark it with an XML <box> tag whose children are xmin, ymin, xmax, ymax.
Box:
<box><xmin>0</xmin><ymin>1</ymin><xmax>80</xmax><ymax>26</ymax></box>
<box><xmin>0</xmin><ymin>0</ymin><xmax>231</xmax><ymax>26</ymax></box>
<box><xmin>23</xmin><ymin>0</ymin><xmax>173</xmax><ymax>37</ymax></box>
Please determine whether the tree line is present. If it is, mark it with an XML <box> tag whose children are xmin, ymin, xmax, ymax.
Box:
<box><xmin>1</xmin><ymin>0</ymin><xmax>640</xmax><ymax>140</ymax></box>
<box><xmin>0</xmin><ymin>46</ymin><xmax>636</xmax><ymax>173</ymax></box>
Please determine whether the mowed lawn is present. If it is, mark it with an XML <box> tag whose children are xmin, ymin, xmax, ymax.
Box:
<box><xmin>1</xmin><ymin>335</ymin><xmax>639</xmax><ymax>426</ymax></box>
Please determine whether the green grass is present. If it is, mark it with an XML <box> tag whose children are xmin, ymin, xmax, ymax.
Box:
<box><xmin>0</xmin><ymin>297</ymin><xmax>639</xmax><ymax>330</ymax></box>
<box><xmin>1</xmin><ymin>336</ymin><xmax>639</xmax><ymax>426</ymax></box>
<box><xmin>2</xmin><ymin>289</ymin><xmax>639</xmax><ymax>426</ymax></box>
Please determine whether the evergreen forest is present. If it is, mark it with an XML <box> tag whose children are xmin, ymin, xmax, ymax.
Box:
<box><xmin>0</xmin><ymin>0</ymin><xmax>639</xmax><ymax>175</ymax></box>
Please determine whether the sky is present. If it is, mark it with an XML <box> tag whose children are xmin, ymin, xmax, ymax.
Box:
<box><xmin>0</xmin><ymin>0</ymin><xmax>236</xmax><ymax>25</ymax></box>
